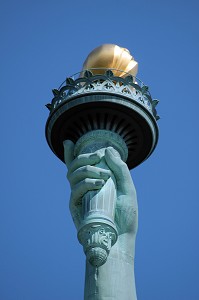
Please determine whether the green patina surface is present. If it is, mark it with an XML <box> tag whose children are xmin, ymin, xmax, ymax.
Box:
<box><xmin>45</xmin><ymin>68</ymin><xmax>160</xmax><ymax>300</ymax></box>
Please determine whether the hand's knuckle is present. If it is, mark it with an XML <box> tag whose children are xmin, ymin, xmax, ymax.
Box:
<box><xmin>84</xmin><ymin>178</ymin><xmax>90</xmax><ymax>184</ymax></box>
<box><xmin>84</xmin><ymin>165</ymin><xmax>91</xmax><ymax>172</ymax></box>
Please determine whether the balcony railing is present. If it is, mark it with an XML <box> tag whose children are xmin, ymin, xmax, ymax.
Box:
<box><xmin>46</xmin><ymin>68</ymin><xmax>159</xmax><ymax>121</ymax></box>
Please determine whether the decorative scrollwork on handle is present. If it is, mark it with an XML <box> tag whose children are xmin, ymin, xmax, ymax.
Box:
<box><xmin>78</xmin><ymin>224</ymin><xmax>117</xmax><ymax>267</ymax></box>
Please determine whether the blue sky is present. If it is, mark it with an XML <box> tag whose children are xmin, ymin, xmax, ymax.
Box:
<box><xmin>1</xmin><ymin>0</ymin><xmax>198</xmax><ymax>299</ymax></box>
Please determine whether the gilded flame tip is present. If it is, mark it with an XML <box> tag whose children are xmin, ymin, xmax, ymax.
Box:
<box><xmin>82</xmin><ymin>44</ymin><xmax>138</xmax><ymax>77</ymax></box>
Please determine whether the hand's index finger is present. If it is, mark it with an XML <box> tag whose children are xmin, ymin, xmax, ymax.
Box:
<box><xmin>67</xmin><ymin>152</ymin><xmax>101</xmax><ymax>177</ymax></box>
<box><xmin>68</xmin><ymin>165</ymin><xmax>111</xmax><ymax>185</ymax></box>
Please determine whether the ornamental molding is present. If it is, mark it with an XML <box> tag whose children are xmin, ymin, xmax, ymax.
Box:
<box><xmin>78</xmin><ymin>223</ymin><xmax>117</xmax><ymax>267</ymax></box>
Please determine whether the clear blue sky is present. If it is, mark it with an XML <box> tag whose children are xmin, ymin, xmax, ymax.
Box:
<box><xmin>1</xmin><ymin>0</ymin><xmax>198</xmax><ymax>299</ymax></box>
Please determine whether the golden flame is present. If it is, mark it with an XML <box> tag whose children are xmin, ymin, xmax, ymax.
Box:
<box><xmin>82</xmin><ymin>44</ymin><xmax>138</xmax><ymax>77</ymax></box>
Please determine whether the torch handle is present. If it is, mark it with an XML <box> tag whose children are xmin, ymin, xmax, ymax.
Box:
<box><xmin>82</xmin><ymin>154</ymin><xmax>117</xmax><ymax>225</ymax></box>
<box><xmin>77</xmin><ymin>148</ymin><xmax>118</xmax><ymax>267</ymax></box>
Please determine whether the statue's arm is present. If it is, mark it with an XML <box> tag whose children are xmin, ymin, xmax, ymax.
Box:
<box><xmin>84</xmin><ymin>234</ymin><xmax>137</xmax><ymax>300</ymax></box>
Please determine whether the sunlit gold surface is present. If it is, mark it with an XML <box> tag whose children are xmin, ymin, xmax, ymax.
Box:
<box><xmin>82</xmin><ymin>44</ymin><xmax>138</xmax><ymax>77</ymax></box>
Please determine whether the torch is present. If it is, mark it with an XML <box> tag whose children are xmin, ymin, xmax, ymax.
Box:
<box><xmin>45</xmin><ymin>44</ymin><xmax>159</xmax><ymax>267</ymax></box>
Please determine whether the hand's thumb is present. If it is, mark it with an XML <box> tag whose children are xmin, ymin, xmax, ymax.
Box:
<box><xmin>105</xmin><ymin>147</ymin><xmax>133</xmax><ymax>194</ymax></box>
<box><xmin>105</xmin><ymin>147</ymin><xmax>125</xmax><ymax>177</ymax></box>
